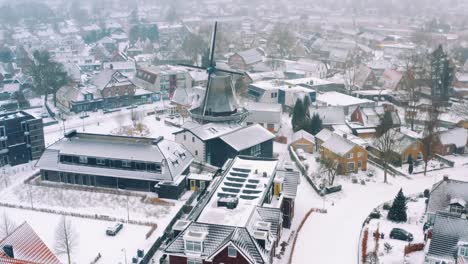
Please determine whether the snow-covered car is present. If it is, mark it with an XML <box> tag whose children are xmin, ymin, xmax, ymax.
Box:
<box><xmin>106</xmin><ymin>222</ymin><xmax>123</xmax><ymax>236</ymax></box>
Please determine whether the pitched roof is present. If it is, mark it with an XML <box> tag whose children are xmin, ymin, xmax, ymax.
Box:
<box><xmin>438</xmin><ymin>128</ymin><xmax>468</xmax><ymax>148</ymax></box>
<box><xmin>235</xmin><ymin>48</ymin><xmax>264</xmax><ymax>65</ymax></box>
<box><xmin>380</xmin><ymin>69</ymin><xmax>403</xmax><ymax>90</ymax></box>
<box><xmin>220</xmin><ymin>125</ymin><xmax>275</xmax><ymax>152</ymax></box>
<box><xmin>165</xmin><ymin>223</ymin><xmax>266</xmax><ymax>264</ymax></box>
<box><xmin>427</xmin><ymin>178</ymin><xmax>468</xmax><ymax>216</ymax></box>
<box><xmin>291</xmin><ymin>130</ymin><xmax>315</xmax><ymax>144</ymax></box>
<box><xmin>0</xmin><ymin>222</ymin><xmax>61</xmax><ymax>264</ymax></box>
<box><xmin>321</xmin><ymin>134</ymin><xmax>357</xmax><ymax>156</ymax></box>
<box><xmin>315</xmin><ymin>128</ymin><xmax>333</xmax><ymax>142</ymax></box>
<box><xmin>427</xmin><ymin>212</ymin><xmax>468</xmax><ymax>261</ymax></box>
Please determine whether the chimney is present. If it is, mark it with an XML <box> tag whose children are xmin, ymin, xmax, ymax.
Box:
<box><xmin>3</xmin><ymin>245</ymin><xmax>14</xmax><ymax>258</ymax></box>
<box><xmin>443</xmin><ymin>175</ymin><xmax>449</xmax><ymax>181</ymax></box>
<box><xmin>343</xmin><ymin>134</ymin><xmax>348</xmax><ymax>139</ymax></box>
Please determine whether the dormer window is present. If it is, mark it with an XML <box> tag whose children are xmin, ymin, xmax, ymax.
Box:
<box><xmin>450</xmin><ymin>198</ymin><xmax>466</xmax><ymax>215</ymax></box>
<box><xmin>184</xmin><ymin>230</ymin><xmax>207</xmax><ymax>254</ymax></box>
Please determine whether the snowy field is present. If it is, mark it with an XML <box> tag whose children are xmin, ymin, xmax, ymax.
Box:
<box><xmin>289</xmin><ymin>156</ymin><xmax>468</xmax><ymax>264</ymax></box>
<box><xmin>0</xmin><ymin>162</ymin><xmax>186</xmax><ymax>264</ymax></box>
<box><xmin>2</xmin><ymin>207</ymin><xmax>152</xmax><ymax>264</ymax></box>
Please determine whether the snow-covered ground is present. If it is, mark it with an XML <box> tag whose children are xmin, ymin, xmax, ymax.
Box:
<box><xmin>290</xmin><ymin>160</ymin><xmax>468</xmax><ymax>264</ymax></box>
<box><xmin>366</xmin><ymin>198</ymin><xmax>427</xmax><ymax>264</ymax></box>
<box><xmin>2</xmin><ymin>207</ymin><xmax>152</xmax><ymax>264</ymax></box>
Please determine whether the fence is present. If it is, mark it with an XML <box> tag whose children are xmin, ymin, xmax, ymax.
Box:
<box><xmin>288</xmin><ymin>146</ymin><xmax>323</xmax><ymax>196</ymax></box>
<box><xmin>404</xmin><ymin>243</ymin><xmax>425</xmax><ymax>255</ymax></box>
<box><xmin>139</xmin><ymin>190</ymin><xmax>199</xmax><ymax>264</ymax></box>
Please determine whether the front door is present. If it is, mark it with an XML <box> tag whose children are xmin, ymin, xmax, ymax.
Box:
<box><xmin>190</xmin><ymin>180</ymin><xmax>197</xmax><ymax>191</ymax></box>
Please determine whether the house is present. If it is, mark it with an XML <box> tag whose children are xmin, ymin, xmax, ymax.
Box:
<box><xmin>90</xmin><ymin>69</ymin><xmax>152</xmax><ymax>109</ymax></box>
<box><xmin>170</xmin><ymin>86</ymin><xmax>205</xmax><ymax>117</ymax></box>
<box><xmin>247</xmin><ymin>79</ymin><xmax>316</xmax><ymax>108</ymax></box>
<box><xmin>163</xmin><ymin>156</ymin><xmax>299</xmax><ymax>264</ymax></box>
<box><xmin>379</xmin><ymin>69</ymin><xmax>407</xmax><ymax>91</ymax></box>
<box><xmin>424</xmin><ymin>212</ymin><xmax>468</xmax><ymax>264</ymax></box>
<box><xmin>371</xmin><ymin>129</ymin><xmax>424</xmax><ymax>166</ymax></box>
<box><xmin>274</xmin><ymin>162</ymin><xmax>300</xmax><ymax>228</ymax></box>
<box><xmin>349</xmin><ymin>105</ymin><xmax>401</xmax><ymax>138</ymax></box>
<box><xmin>291</xmin><ymin>130</ymin><xmax>315</xmax><ymax>153</ymax></box>
<box><xmin>320</xmin><ymin>133</ymin><xmax>368</xmax><ymax>175</ymax></box>
<box><xmin>102</xmin><ymin>61</ymin><xmax>136</xmax><ymax>76</ymax></box>
<box><xmin>425</xmin><ymin>177</ymin><xmax>468</xmax><ymax>224</ymax></box>
<box><xmin>36</xmin><ymin>131</ymin><xmax>193</xmax><ymax>199</ymax></box>
<box><xmin>283</xmin><ymin>59</ymin><xmax>328</xmax><ymax>79</ymax></box>
<box><xmin>434</xmin><ymin>128</ymin><xmax>468</xmax><ymax>155</ymax></box>
<box><xmin>56</xmin><ymin>85</ymin><xmax>102</xmax><ymax>113</ymax></box>
<box><xmin>316</xmin><ymin>92</ymin><xmax>375</xmax><ymax>115</ymax></box>
<box><xmin>187</xmin><ymin>173</ymin><xmax>213</xmax><ymax>192</ymax></box>
<box><xmin>244</xmin><ymin>102</ymin><xmax>282</xmax><ymax>133</ymax></box>
<box><xmin>0</xmin><ymin>222</ymin><xmax>61</xmax><ymax>264</ymax></box>
<box><xmin>0</xmin><ymin>111</ymin><xmax>45</xmax><ymax>167</ymax></box>
<box><xmin>174</xmin><ymin>122</ymin><xmax>275</xmax><ymax>167</ymax></box>
<box><xmin>133</xmin><ymin>65</ymin><xmax>191</xmax><ymax>98</ymax></box>
<box><xmin>309</xmin><ymin>106</ymin><xmax>346</xmax><ymax>129</ymax></box>
<box><xmin>315</xmin><ymin>128</ymin><xmax>333</xmax><ymax>151</ymax></box>
<box><xmin>228</xmin><ymin>48</ymin><xmax>265</xmax><ymax>71</ymax></box>
<box><xmin>346</xmin><ymin>65</ymin><xmax>378</xmax><ymax>90</ymax></box>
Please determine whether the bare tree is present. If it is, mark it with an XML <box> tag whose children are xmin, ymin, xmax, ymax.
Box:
<box><xmin>114</xmin><ymin>113</ymin><xmax>126</xmax><ymax>134</ymax></box>
<box><xmin>0</xmin><ymin>212</ymin><xmax>16</xmax><ymax>238</ymax></box>
<box><xmin>318</xmin><ymin>156</ymin><xmax>340</xmax><ymax>186</ymax></box>
<box><xmin>55</xmin><ymin>216</ymin><xmax>78</xmax><ymax>264</ymax></box>
<box><xmin>268</xmin><ymin>24</ymin><xmax>295</xmax><ymax>58</ymax></box>
<box><xmin>401</xmin><ymin>53</ymin><xmax>423</xmax><ymax>131</ymax></box>
<box><xmin>422</xmin><ymin>103</ymin><xmax>441</xmax><ymax>176</ymax></box>
<box><xmin>373</xmin><ymin>129</ymin><xmax>401</xmax><ymax>183</ymax></box>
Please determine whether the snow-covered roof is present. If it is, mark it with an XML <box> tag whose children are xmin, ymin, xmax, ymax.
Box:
<box><xmin>427</xmin><ymin>212</ymin><xmax>468</xmax><ymax>261</ymax></box>
<box><xmin>310</xmin><ymin>106</ymin><xmax>345</xmax><ymax>125</ymax></box>
<box><xmin>37</xmin><ymin>133</ymin><xmax>193</xmax><ymax>182</ymax></box>
<box><xmin>245</xmin><ymin>102</ymin><xmax>282</xmax><ymax>124</ymax></box>
<box><xmin>178</xmin><ymin>122</ymin><xmax>243</xmax><ymax>141</ymax></box>
<box><xmin>438</xmin><ymin>128</ymin><xmax>468</xmax><ymax>148</ymax></box>
<box><xmin>235</xmin><ymin>48</ymin><xmax>264</xmax><ymax>65</ymax></box>
<box><xmin>450</xmin><ymin>198</ymin><xmax>466</xmax><ymax>207</ymax></box>
<box><xmin>427</xmin><ymin>178</ymin><xmax>468</xmax><ymax>215</ymax></box>
<box><xmin>220</xmin><ymin>124</ymin><xmax>275</xmax><ymax>151</ymax></box>
<box><xmin>197</xmin><ymin>156</ymin><xmax>278</xmax><ymax>227</ymax></box>
<box><xmin>292</xmin><ymin>130</ymin><xmax>315</xmax><ymax>144</ymax></box>
<box><xmin>317</xmin><ymin>92</ymin><xmax>374</xmax><ymax>107</ymax></box>
<box><xmin>315</xmin><ymin>128</ymin><xmax>333</xmax><ymax>142</ymax></box>
<box><xmin>321</xmin><ymin>134</ymin><xmax>357</xmax><ymax>156</ymax></box>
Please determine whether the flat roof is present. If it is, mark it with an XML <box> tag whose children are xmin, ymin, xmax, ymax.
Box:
<box><xmin>197</xmin><ymin>157</ymin><xmax>278</xmax><ymax>227</ymax></box>
<box><xmin>317</xmin><ymin>92</ymin><xmax>374</xmax><ymax>107</ymax></box>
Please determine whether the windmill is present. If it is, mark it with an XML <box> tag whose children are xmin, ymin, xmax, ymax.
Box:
<box><xmin>180</xmin><ymin>22</ymin><xmax>248</xmax><ymax>124</ymax></box>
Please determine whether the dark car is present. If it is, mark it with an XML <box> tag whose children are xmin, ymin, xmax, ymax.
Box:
<box><xmin>390</xmin><ymin>228</ymin><xmax>413</xmax><ymax>242</ymax></box>
<box><xmin>106</xmin><ymin>222</ymin><xmax>123</xmax><ymax>236</ymax></box>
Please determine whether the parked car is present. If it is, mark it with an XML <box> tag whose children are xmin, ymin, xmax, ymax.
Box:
<box><xmin>106</xmin><ymin>222</ymin><xmax>123</xmax><ymax>236</ymax></box>
<box><xmin>389</xmin><ymin>228</ymin><xmax>413</xmax><ymax>242</ymax></box>
<box><xmin>369</xmin><ymin>209</ymin><xmax>381</xmax><ymax>219</ymax></box>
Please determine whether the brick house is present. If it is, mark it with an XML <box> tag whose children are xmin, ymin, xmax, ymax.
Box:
<box><xmin>320</xmin><ymin>134</ymin><xmax>368</xmax><ymax>175</ymax></box>
<box><xmin>372</xmin><ymin>129</ymin><xmax>425</xmax><ymax>166</ymax></box>
<box><xmin>434</xmin><ymin>127</ymin><xmax>468</xmax><ymax>155</ymax></box>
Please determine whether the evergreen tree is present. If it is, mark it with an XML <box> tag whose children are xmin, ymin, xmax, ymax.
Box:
<box><xmin>303</xmin><ymin>96</ymin><xmax>311</xmax><ymax>118</ymax></box>
<box><xmin>430</xmin><ymin>45</ymin><xmax>454</xmax><ymax>101</ymax></box>
<box><xmin>387</xmin><ymin>189</ymin><xmax>407</xmax><ymax>222</ymax></box>
<box><xmin>292</xmin><ymin>99</ymin><xmax>305</xmax><ymax>132</ymax></box>
<box><xmin>376</xmin><ymin>111</ymin><xmax>393</xmax><ymax>136</ymax></box>
<box><xmin>307</xmin><ymin>113</ymin><xmax>323</xmax><ymax>135</ymax></box>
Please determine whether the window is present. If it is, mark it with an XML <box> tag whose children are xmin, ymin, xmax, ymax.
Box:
<box><xmin>228</xmin><ymin>246</ymin><xmax>237</xmax><ymax>258</ymax></box>
<box><xmin>0</xmin><ymin>126</ymin><xmax>5</xmax><ymax>137</ymax></box>
<box><xmin>460</xmin><ymin>247</ymin><xmax>468</xmax><ymax>257</ymax></box>
<box><xmin>358</xmin><ymin>161</ymin><xmax>362</xmax><ymax>169</ymax></box>
<box><xmin>122</xmin><ymin>160</ymin><xmax>131</xmax><ymax>167</ymax></box>
<box><xmin>185</xmin><ymin>240</ymin><xmax>202</xmax><ymax>253</ymax></box>
<box><xmin>358</xmin><ymin>152</ymin><xmax>363</xmax><ymax>158</ymax></box>
<box><xmin>187</xmin><ymin>259</ymin><xmax>202</xmax><ymax>264</ymax></box>
<box><xmin>347</xmin><ymin>162</ymin><xmax>354</xmax><ymax>172</ymax></box>
<box><xmin>184</xmin><ymin>135</ymin><xmax>186</xmax><ymax>141</ymax></box>
<box><xmin>450</xmin><ymin>205</ymin><xmax>464</xmax><ymax>214</ymax></box>
<box><xmin>192</xmin><ymin>137</ymin><xmax>195</xmax><ymax>142</ymax></box>
<box><xmin>250</xmin><ymin>144</ymin><xmax>261</xmax><ymax>157</ymax></box>
<box><xmin>79</xmin><ymin>156</ymin><xmax>88</xmax><ymax>164</ymax></box>
<box><xmin>97</xmin><ymin>159</ymin><xmax>105</xmax><ymax>165</ymax></box>
<box><xmin>195</xmin><ymin>150</ymin><xmax>198</xmax><ymax>156</ymax></box>
<box><xmin>347</xmin><ymin>153</ymin><xmax>354</xmax><ymax>159</ymax></box>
